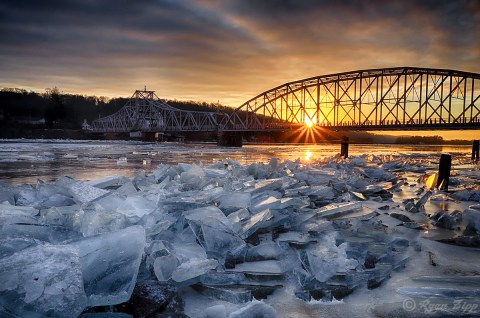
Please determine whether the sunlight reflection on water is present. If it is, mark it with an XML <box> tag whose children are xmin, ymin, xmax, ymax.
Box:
<box><xmin>0</xmin><ymin>140</ymin><xmax>471</xmax><ymax>185</ymax></box>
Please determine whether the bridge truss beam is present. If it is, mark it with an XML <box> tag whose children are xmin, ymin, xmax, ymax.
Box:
<box><xmin>220</xmin><ymin>67</ymin><xmax>480</xmax><ymax>131</ymax></box>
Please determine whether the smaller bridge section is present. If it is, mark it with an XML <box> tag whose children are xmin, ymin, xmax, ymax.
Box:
<box><xmin>88</xmin><ymin>90</ymin><xmax>219</xmax><ymax>133</ymax></box>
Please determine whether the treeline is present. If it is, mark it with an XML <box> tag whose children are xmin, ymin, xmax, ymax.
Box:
<box><xmin>0</xmin><ymin>88</ymin><xmax>234</xmax><ymax>129</ymax></box>
<box><xmin>395</xmin><ymin>135</ymin><xmax>445</xmax><ymax>144</ymax></box>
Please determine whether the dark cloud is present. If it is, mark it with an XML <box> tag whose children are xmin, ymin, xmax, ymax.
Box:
<box><xmin>0</xmin><ymin>0</ymin><xmax>478</xmax><ymax>104</ymax></box>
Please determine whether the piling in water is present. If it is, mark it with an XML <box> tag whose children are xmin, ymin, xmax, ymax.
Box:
<box><xmin>340</xmin><ymin>137</ymin><xmax>349</xmax><ymax>159</ymax></box>
<box><xmin>436</xmin><ymin>154</ymin><xmax>451</xmax><ymax>191</ymax></box>
<box><xmin>472</xmin><ymin>140</ymin><xmax>479</xmax><ymax>162</ymax></box>
<box><xmin>340</xmin><ymin>143</ymin><xmax>349</xmax><ymax>159</ymax></box>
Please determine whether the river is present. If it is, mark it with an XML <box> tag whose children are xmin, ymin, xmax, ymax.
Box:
<box><xmin>0</xmin><ymin>139</ymin><xmax>472</xmax><ymax>185</ymax></box>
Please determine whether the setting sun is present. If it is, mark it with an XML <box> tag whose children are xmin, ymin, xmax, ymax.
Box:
<box><xmin>305</xmin><ymin>117</ymin><xmax>314</xmax><ymax>128</ymax></box>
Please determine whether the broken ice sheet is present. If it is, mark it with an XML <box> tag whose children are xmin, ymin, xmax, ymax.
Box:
<box><xmin>179</xmin><ymin>164</ymin><xmax>207</xmax><ymax>190</ymax></box>
<box><xmin>251</xmin><ymin>178</ymin><xmax>283</xmax><ymax>194</ymax></box>
<box><xmin>56</xmin><ymin>177</ymin><xmax>110</xmax><ymax>204</ymax></box>
<box><xmin>171</xmin><ymin>258</ymin><xmax>218</xmax><ymax>286</ymax></box>
<box><xmin>300</xmin><ymin>233</ymin><xmax>358</xmax><ymax>283</ymax></box>
<box><xmin>0</xmin><ymin>203</ymin><xmax>38</xmax><ymax>226</ymax></box>
<box><xmin>240</xmin><ymin>209</ymin><xmax>274</xmax><ymax>239</ymax></box>
<box><xmin>250</xmin><ymin>196</ymin><xmax>281</xmax><ymax>213</ymax></box>
<box><xmin>153</xmin><ymin>254</ymin><xmax>179</xmax><ymax>282</ymax></box>
<box><xmin>172</xmin><ymin>242</ymin><xmax>208</xmax><ymax>263</ymax></box>
<box><xmin>183</xmin><ymin>206</ymin><xmax>234</xmax><ymax>230</ymax></box>
<box><xmin>116</xmin><ymin>194</ymin><xmax>158</xmax><ymax>218</ymax></box>
<box><xmin>77</xmin><ymin>201</ymin><xmax>129</xmax><ymax>237</ymax></box>
<box><xmin>187</xmin><ymin>216</ymin><xmax>246</xmax><ymax>260</ymax></box>
<box><xmin>218</xmin><ymin>192</ymin><xmax>251</xmax><ymax>210</ymax></box>
<box><xmin>0</xmin><ymin>244</ymin><xmax>87</xmax><ymax>317</ymax></box>
<box><xmin>71</xmin><ymin>225</ymin><xmax>146</xmax><ymax>306</ymax></box>
<box><xmin>227</xmin><ymin>260</ymin><xmax>285</xmax><ymax>275</ymax></box>
<box><xmin>303</xmin><ymin>202</ymin><xmax>363</xmax><ymax>222</ymax></box>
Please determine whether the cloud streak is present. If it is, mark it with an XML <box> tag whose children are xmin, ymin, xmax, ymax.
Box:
<box><xmin>0</xmin><ymin>0</ymin><xmax>478</xmax><ymax>105</ymax></box>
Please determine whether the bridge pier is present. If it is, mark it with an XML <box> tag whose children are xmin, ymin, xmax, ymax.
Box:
<box><xmin>217</xmin><ymin>132</ymin><xmax>243</xmax><ymax>147</ymax></box>
<box><xmin>472</xmin><ymin>140</ymin><xmax>479</xmax><ymax>162</ymax></box>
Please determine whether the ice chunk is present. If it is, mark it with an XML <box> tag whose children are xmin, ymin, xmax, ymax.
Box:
<box><xmin>2</xmin><ymin>222</ymin><xmax>82</xmax><ymax>244</ymax></box>
<box><xmin>172</xmin><ymin>242</ymin><xmax>208</xmax><ymax>263</ymax></box>
<box><xmin>188</xmin><ymin>216</ymin><xmax>246</xmax><ymax>260</ymax></box>
<box><xmin>252</xmin><ymin>179</ymin><xmax>283</xmax><ymax>194</ymax></box>
<box><xmin>250</xmin><ymin>196</ymin><xmax>281</xmax><ymax>213</ymax></box>
<box><xmin>57</xmin><ymin>177</ymin><xmax>110</xmax><ymax>204</ymax></box>
<box><xmin>227</xmin><ymin>260</ymin><xmax>284</xmax><ymax>275</ymax></box>
<box><xmin>180</xmin><ymin>164</ymin><xmax>206</xmax><ymax>190</ymax></box>
<box><xmin>227</xmin><ymin>208</ymin><xmax>250</xmax><ymax>224</ymax></box>
<box><xmin>0</xmin><ymin>203</ymin><xmax>38</xmax><ymax>223</ymax></box>
<box><xmin>184</xmin><ymin>206</ymin><xmax>233</xmax><ymax>230</ymax></box>
<box><xmin>139</xmin><ymin>210</ymin><xmax>176</xmax><ymax>237</ymax></box>
<box><xmin>240</xmin><ymin>209</ymin><xmax>274</xmax><ymax>239</ymax></box>
<box><xmin>114</xmin><ymin>181</ymin><xmax>138</xmax><ymax>196</ymax></box>
<box><xmin>0</xmin><ymin>183</ymin><xmax>15</xmax><ymax>205</ymax></box>
<box><xmin>245</xmin><ymin>242</ymin><xmax>281</xmax><ymax>261</ymax></box>
<box><xmin>85</xmin><ymin>175</ymin><xmax>129</xmax><ymax>189</ymax></box>
<box><xmin>464</xmin><ymin>207</ymin><xmax>480</xmax><ymax>232</ymax></box>
<box><xmin>204</xmin><ymin>168</ymin><xmax>229</xmax><ymax>178</ymax></box>
<box><xmin>78</xmin><ymin>201</ymin><xmax>128</xmax><ymax>237</ymax></box>
<box><xmin>306</xmin><ymin>186</ymin><xmax>335</xmax><ymax>200</ymax></box>
<box><xmin>218</xmin><ymin>192</ymin><xmax>251</xmax><ymax>209</ymax></box>
<box><xmin>283</xmin><ymin>185</ymin><xmax>311</xmax><ymax>197</ymax></box>
<box><xmin>300</xmin><ymin>233</ymin><xmax>358</xmax><ymax>283</ymax></box>
<box><xmin>0</xmin><ymin>238</ymin><xmax>39</xmax><ymax>258</ymax></box>
<box><xmin>116</xmin><ymin>195</ymin><xmax>157</xmax><ymax>218</ymax></box>
<box><xmin>206</xmin><ymin>304</ymin><xmax>227</xmax><ymax>318</ymax></box>
<box><xmin>280</xmin><ymin>197</ymin><xmax>309</xmax><ymax>209</ymax></box>
<box><xmin>71</xmin><ymin>225</ymin><xmax>146</xmax><ymax>306</ymax></box>
<box><xmin>0</xmin><ymin>244</ymin><xmax>87</xmax><ymax>317</ymax></box>
<box><xmin>228</xmin><ymin>299</ymin><xmax>277</xmax><ymax>318</ymax></box>
<box><xmin>13</xmin><ymin>185</ymin><xmax>40</xmax><ymax>206</ymax></box>
<box><xmin>415</xmin><ymin>190</ymin><xmax>432</xmax><ymax>208</ymax></box>
<box><xmin>154</xmin><ymin>255</ymin><xmax>179</xmax><ymax>282</ymax></box>
<box><xmin>196</xmin><ymin>285</ymin><xmax>252</xmax><ymax>304</ymax></box>
<box><xmin>171</xmin><ymin>258</ymin><xmax>218</xmax><ymax>286</ymax></box>
<box><xmin>312</xmin><ymin>202</ymin><xmax>362</xmax><ymax>220</ymax></box>
<box><xmin>200</xmin><ymin>271</ymin><xmax>246</xmax><ymax>286</ymax></box>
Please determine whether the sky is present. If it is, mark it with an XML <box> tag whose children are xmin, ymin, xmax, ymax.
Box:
<box><xmin>1</xmin><ymin>0</ymin><xmax>479</xmax><ymax>106</ymax></box>
<box><xmin>1</xmin><ymin>1</ymin><xmax>479</xmax><ymax>142</ymax></box>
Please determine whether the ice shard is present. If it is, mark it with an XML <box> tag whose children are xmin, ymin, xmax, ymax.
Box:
<box><xmin>71</xmin><ymin>225</ymin><xmax>146</xmax><ymax>306</ymax></box>
<box><xmin>0</xmin><ymin>244</ymin><xmax>87</xmax><ymax>317</ymax></box>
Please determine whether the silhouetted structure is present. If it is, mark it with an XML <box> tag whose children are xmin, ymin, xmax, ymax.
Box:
<box><xmin>87</xmin><ymin>67</ymin><xmax>480</xmax><ymax>134</ymax></box>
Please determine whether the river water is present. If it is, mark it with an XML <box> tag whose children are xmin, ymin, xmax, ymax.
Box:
<box><xmin>0</xmin><ymin>139</ymin><xmax>472</xmax><ymax>185</ymax></box>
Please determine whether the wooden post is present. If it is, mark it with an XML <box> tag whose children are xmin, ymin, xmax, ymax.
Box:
<box><xmin>340</xmin><ymin>136</ymin><xmax>349</xmax><ymax>159</ymax></box>
<box><xmin>436</xmin><ymin>154</ymin><xmax>451</xmax><ymax>191</ymax></box>
<box><xmin>472</xmin><ymin>140</ymin><xmax>479</xmax><ymax>162</ymax></box>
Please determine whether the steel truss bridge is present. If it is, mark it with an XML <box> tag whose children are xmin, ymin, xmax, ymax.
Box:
<box><xmin>88</xmin><ymin>90</ymin><xmax>218</xmax><ymax>133</ymax></box>
<box><xmin>88</xmin><ymin>67</ymin><xmax>480</xmax><ymax>133</ymax></box>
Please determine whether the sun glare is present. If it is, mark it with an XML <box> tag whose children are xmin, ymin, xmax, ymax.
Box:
<box><xmin>305</xmin><ymin>118</ymin><xmax>313</xmax><ymax>128</ymax></box>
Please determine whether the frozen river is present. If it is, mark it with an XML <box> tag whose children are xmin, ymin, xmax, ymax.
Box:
<box><xmin>0</xmin><ymin>139</ymin><xmax>472</xmax><ymax>184</ymax></box>
<box><xmin>1</xmin><ymin>139</ymin><xmax>480</xmax><ymax>317</ymax></box>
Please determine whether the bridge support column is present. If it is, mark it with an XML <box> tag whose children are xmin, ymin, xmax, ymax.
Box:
<box><xmin>436</xmin><ymin>154</ymin><xmax>451</xmax><ymax>191</ymax></box>
<box><xmin>218</xmin><ymin>132</ymin><xmax>243</xmax><ymax>147</ymax></box>
<box><xmin>472</xmin><ymin>140</ymin><xmax>479</xmax><ymax>162</ymax></box>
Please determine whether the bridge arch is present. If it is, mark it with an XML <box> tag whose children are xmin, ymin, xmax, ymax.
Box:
<box><xmin>220</xmin><ymin>67</ymin><xmax>480</xmax><ymax>131</ymax></box>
